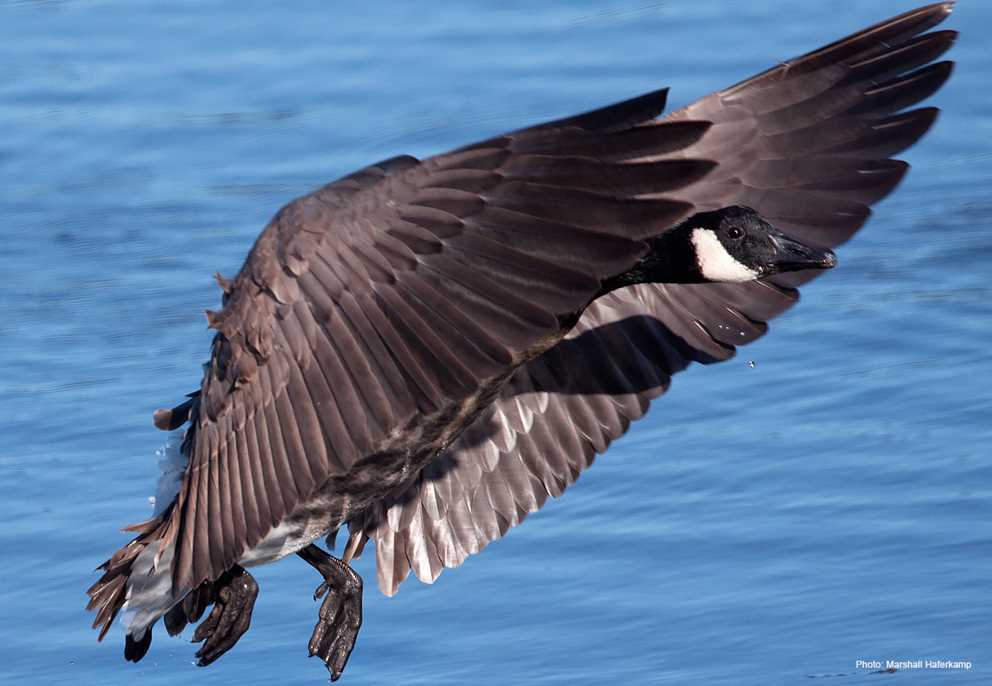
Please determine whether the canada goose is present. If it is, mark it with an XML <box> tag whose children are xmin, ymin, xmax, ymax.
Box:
<box><xmin>87</xmin><ymin>3</ymin><xmax>956</xmax><ymax>680</ymax></box>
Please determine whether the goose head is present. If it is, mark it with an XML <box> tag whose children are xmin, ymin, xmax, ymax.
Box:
<box><xmin>685</xmin><ymin>205</ymin><xmax>836</xmax><ymax>283</ymax></box>
<box><xmin>599</xmin><ymin>205</ymin><xmax>837</xmax><ymax>294</ymax></box>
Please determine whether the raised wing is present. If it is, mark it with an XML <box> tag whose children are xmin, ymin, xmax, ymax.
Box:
<box><xmin>167</xmin><ymin>89</ymin><xmax>725</xmax><ymax>590</ymax></box>
<box><xmin>355</xmin><ymin>2</ymin><xmax>956</xmax><ymax>595</ymax></box>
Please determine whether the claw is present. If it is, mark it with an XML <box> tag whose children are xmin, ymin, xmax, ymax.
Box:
<box><xmin>314</xmin><ymin>581</ymin><xmax>329</xmax><ymax>602</ymax></box>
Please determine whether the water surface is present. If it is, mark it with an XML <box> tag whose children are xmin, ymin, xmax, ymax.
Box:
<box><xmin>1</xmin><ymin>1</ymin><xmax>990</xmax><ymax>684</ymax></box>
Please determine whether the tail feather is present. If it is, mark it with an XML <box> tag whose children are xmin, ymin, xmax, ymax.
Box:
<box><xmin>86</xmin><ymin>529</ymin><xmax>159</xmax><ymax>642</ymax></box>
<box><xmin>88</xmin><ymin>411</ymin><xmax>196</xmax><ymax>658</ymax></box>
<box><xmin>86</xmin><ymin>507</ymin><xmax>190</xmax><ymax>660</ymax></box>
<box><xmin>86</xmin><ymin>572</ymin><xmax>127</xmax><ymax>640</ymax></box>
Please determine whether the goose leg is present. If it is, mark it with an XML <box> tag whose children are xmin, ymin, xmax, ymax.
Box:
<box><xmin>297</xmin><ymin>544</ymin><xmax>363</xmax><ymax>681</ymax></box>
<box><xmin>188</xmin><ymin>566</ymin><xmax>259</xmax><ymax>666</ymax></box>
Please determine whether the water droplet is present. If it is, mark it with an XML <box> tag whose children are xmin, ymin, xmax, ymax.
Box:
<box><xmin>747</xmin><ymin>360</ymin><xmax>756</xmax><ymax>368</ymax></box>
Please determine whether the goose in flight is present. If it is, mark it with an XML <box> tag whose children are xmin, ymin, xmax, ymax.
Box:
<box><xmin>87</xmin><ymin>3</ymin><xmax>955</xmax><ymax>680</ymax></box>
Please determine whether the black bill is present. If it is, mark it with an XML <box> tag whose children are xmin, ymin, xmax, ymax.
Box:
<box><xmin>766</xmin><ymin>232</ymin><xmax>837</xmax><ymax>274</ymax></box>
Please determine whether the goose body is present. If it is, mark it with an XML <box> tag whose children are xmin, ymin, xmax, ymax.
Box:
<box><xmin>87</xmin><ymin>3</ymin><xmax>956</xmax><ymax>679</ymax></box>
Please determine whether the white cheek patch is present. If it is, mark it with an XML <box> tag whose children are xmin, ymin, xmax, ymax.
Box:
<box><xmin>691</xmin><ymin>228</ymin><xmax>759</xmax><ymax>282</ymax></box>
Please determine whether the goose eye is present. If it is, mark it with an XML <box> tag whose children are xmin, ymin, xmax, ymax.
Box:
<box><xmin>727</xmin><ymin>226</ymin><xmax>744</xmax><ymax>240</ymax></box>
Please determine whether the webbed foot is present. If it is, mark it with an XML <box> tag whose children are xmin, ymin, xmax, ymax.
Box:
<box><xmin>298</xmin><ymin>544</ymin><xmax>363</xmax><ymax>681</ymax></box>
<box><xmin>188</xmin><ymin>566</ymin><xmax>259</xmax><ymax>666</ymax></box>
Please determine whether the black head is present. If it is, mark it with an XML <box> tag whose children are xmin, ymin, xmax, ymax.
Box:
<box><xmin>686</xmin><ymin>206</ymin><xmax>836</xmax><ymax>282</ymax></box>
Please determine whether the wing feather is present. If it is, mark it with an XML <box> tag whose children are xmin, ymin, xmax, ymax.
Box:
<box><xmin>358</xmin><ymin>3</ymin><xmax>956</xmax><ymax>596</ymax></box>
<box><xmin>168</xmin><ymin>87</ymin><xmax>722</xmax><ymax>589</ymax></box>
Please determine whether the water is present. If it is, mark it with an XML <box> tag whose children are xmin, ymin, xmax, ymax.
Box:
<box><xmin>1</xmin><ymin>1</ymin><xmax>990</xmax><ymax>684</ymax></box>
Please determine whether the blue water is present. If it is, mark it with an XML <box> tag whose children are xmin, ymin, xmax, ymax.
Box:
<box><xmin>1</xmin><ymin>1</ymin><xmax>989</xmax><ymax>684</ymax></box>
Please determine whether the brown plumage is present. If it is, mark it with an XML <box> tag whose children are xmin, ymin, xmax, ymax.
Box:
<box><xmin>88</xmin><ymin>1</ymin><xmax>956</xmax><ymax>675</ymax></box>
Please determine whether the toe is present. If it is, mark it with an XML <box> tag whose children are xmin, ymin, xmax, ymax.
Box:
<box><xmin>192</xmin><ymin>601</ymin><xmax>224</xmax><ymax>644</ymax></box>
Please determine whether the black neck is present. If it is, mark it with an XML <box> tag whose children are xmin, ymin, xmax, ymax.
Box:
<box><xmin>597</xmin><ymin>225</ymin><xmax>703</xmax><ymax>296</ymax></box>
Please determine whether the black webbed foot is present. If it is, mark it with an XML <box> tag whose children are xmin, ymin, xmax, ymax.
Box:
<box><xmin>188</xmin><ymin>565</ymin><xmax>259</xmax><ymax>667</ymax></box>
<box><xmin>298</xmin><ymin>544</ymin><xmax>363</xmax><ymax>681</ymax></box>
